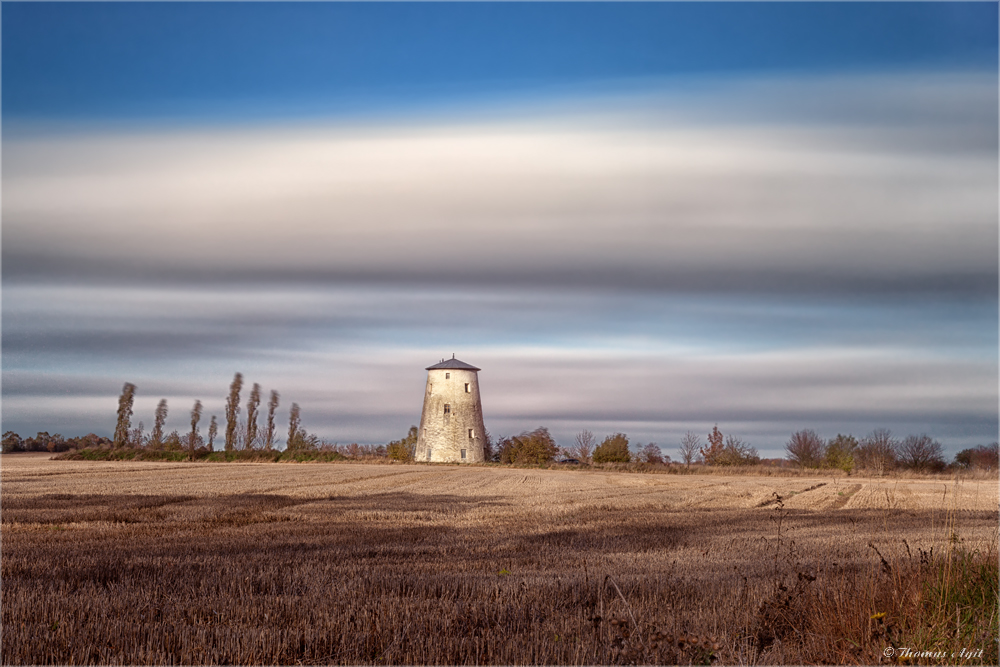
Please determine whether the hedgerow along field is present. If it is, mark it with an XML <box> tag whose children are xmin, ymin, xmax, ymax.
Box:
<box><xmin>3</xmin><ymin>453</ymin><xmax>997</xmax><ymax>665</ymax></box>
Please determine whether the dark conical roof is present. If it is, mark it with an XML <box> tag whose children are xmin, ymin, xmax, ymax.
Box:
<box><xmin>426</xmin><ymin>356</ymin><xmax>481</xmax><ymax>371</ymax></box>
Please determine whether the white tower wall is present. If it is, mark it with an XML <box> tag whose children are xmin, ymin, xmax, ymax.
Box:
<box><xmin>415</xmin><ymin>366</ymin><xmax>486</xmax><ymax>463</ymax></box>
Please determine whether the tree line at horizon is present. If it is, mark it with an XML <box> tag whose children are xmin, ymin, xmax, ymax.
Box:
<box><xmin>2</xmin><ymin>374</ymin><xmax>317</xmax><ymax>458</ymax></box>
<box><xmin>781</xmin><ymin>428</ymin><xmax>997</xmax><ymax>473</ymax></box>
<box><xmin>384</xmin><ymin>424</ymin><xmax>997</xmax><ymax>472</ymax></box>
<box><xmin>2</xmin><ymin>380</ymin><xmax>997</xmax><ymax>472</ymax></box>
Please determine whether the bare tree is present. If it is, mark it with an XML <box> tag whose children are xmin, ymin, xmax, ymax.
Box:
<box><xmin>246</xmin><ymin>383</ymin><xmax>261</xmax><ymax>451</ymax></box>
<box><xmin>786</xmin><ymin>429</ymin><xmax>824</xmax><ymax>468</ymax></box>
<box><xmin>232</xmin><ymin>420</ymin><xmax>248</xmax><ymax>451</ymax></box>
<box><xmin>129</xmin><ymin>421</ymin><xmax>145</xmax><ymax>449</ymax></box>
<box><xmin>114</xmin><ymin>382</ymin><xmax>137</xmax><ymax>448</ymax></box>
<box><xmin>897</xmin><ymin>434</ymin><xmax>945</xmax><ymax>472</ymax></box>
<box><xmin>678</xmin><ymin>431</ymin><xmax>700</xmax><ymax>468</ymax></box>
<box><xmin>225</xmin><ymin>372</ymin><xmax>243</xmax><ymax>453</ymax></box>
<box><xmin>188</xmin><ymin>400</ymin><xmax>202</xmax><ymax>460</ymax></box>
<box><xmin>718</xmin><ymin>435</ymin><xmax>759</xmax><ymax>466</ymax></box>
<box><xmin>638</xmin><ymin>442</ymin><xmax>664</xmax><ymax>464</ymax></box>
<box><xmin>266</xmin><ymin>390</ymin><xmax>280</xmax><ymax>451</ymax></box>
<box><xmin>572</xmin><ymin>429</ymin><xmax>596</xmax><ymax>462</ymax></box>
<box><xmin>207</xmin><ymin>415</ymin><xmax>218</xmax><ymax>452</ymax></box>
<box><xmin>151</xmin><ymin>399</ymin><xmax>168</xmax><ymax>450</ymax></box>
<box><xmin>857</xmin><ymin>428</ymin><xmax>898</xmax><ymax>476</ymax></box>
<box><xmin>954</xmin><ymin>443</ymin><xmax>998</xmax><ymax>470</ymax></box>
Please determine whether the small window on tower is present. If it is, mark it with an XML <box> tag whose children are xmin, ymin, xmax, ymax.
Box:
<box><xmin>445</xmin><ymin>373</ymin><xmax>450</xmax><ymax>379</ymax></box>
<box><xmin>444</xmin><ymin>404</ymin><xmax>451</xmax><ymax>415</ymax></box>
<box><xmin>461</xmin><ymin>449</ymin><xmax>467</xmax><ymax>459</ymax></box>
<box><xmin>464</xmin><ymin>383</ymin><xmax>470</xmax><ymax>393</ymax></box>
<box><xmin>427</xmin><ymin>449</ymin><xmax>432</xmax><ymax>461</ymax></box>
<box><xmin>468</xmin><ymin>428</ymin><xmax>474</xmax><ymax>438</ymax></box>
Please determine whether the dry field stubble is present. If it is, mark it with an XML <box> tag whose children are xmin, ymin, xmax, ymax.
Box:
<box><xmin>2</xmin><ymin>453</ymin><xmax>997</xmax><ymax>665</ymax></box>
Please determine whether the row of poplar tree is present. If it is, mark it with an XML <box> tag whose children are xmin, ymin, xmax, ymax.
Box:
<box><xmin>113</xmin><ymin>373</ymin><xmax>313</xmax><ymax>453</ymax></box>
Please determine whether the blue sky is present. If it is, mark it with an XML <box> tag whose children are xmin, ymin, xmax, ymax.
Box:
<box><xmin>3</xmin><ymin>2</ymin><xmax>997</xmax><ymax>457</ymax></box>
<box><xmin>5</xmin><ymin>3</ymin><xmax>996</xmax><ymax>122</ymax></box>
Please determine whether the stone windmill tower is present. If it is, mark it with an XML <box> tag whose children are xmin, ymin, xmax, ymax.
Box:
<box><xmin>415</xmin><ymin>355</ymin><xmax>486</xmax><ymax>463</ymax></box>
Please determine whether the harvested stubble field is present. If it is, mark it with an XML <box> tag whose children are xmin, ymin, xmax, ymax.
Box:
<box><xmin>2</xmin><ymin>453</ymin><xmax>997</xmax><ymax>665</ymax></box>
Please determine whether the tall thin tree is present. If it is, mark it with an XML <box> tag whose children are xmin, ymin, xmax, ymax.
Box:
<box><xmin>225</xmin><ymin>373</ymin><xmax>243</xmax><ymax>452</ymax></box>
<box><xmin>266</xmin><ymin>390</ymin><xmax>280</xmax><ymax>451</ymax></box>
<box><xmin>114</xmin><ymin>382</ymin><xmax>137</xmax><ymax>448</ymax></box>
<box><xmin>151</xmin><ymin>399</ymin><xmax>168</xmax><ymax>450</ymax></box>
<box><xmin>287</xmin><ymin>403</ymin><xmax>301</xmax><ymax>452</ymax></box>
<box><xmin>188</xmin><ymin>400</ymin><xmax>203</xmax><ymax>460</ymax></box>
<box><xmin>246</xmin><ymin>383</ymin><xmax>261</xmax><ymax>450</ymax></box>
<box><xmin>207</xmin><ymin>415</ymin><xmax>218</xmax><ymax>452</ymax></box>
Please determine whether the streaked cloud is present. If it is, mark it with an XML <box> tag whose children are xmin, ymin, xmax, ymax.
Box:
<box><xmin>3</xmin><ymin>71</ymin><xmax>996</xmax><ymax>453</ymax></box>
<box><xmin>5</xmin><ymin>72</ymin><xmax>996</xmax><ymax>294</ymax></box>
<box><xmin>3</xmin><ymin>282</ymin><xmax>995</xmax><ymax>453</ymax></box>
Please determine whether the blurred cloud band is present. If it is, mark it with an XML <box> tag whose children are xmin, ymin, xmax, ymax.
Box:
<box><xmin>3</xmin><ymin>282</ymin><xmax>996</xmax><ymax>451</ymax></box>
<box><xmin>5</xmin><ymin>72</ymin><xmax>996</xmax><ymax>295</ymax></box>
<box><xmin>3</xmin><ymin>71</ymin><xmax>996</xmax><ymax>450</ymax></box>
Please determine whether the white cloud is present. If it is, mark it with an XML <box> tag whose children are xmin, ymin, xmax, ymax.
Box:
<box><xmin>4</xmin><ymin>71</ymin><xmax>996</xmax><ymax>291</ymax></box>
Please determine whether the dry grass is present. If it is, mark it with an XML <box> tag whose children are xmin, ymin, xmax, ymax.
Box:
<box><xmin>2</xmin><ymin>453</ymin><xmax>997</xmax><ymax>665</ymax></box>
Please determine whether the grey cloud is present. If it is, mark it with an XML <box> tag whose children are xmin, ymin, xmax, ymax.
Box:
<box><xmin>5</xmin><ymin>283</ymin><xmax>995</xmax><ymax>447</ymax></box>
<box><xmin>2</xmin><ymin>371</ymin><xmax>134</xmax><ymax>398</ymax></box>
<box><xmin>476</xmin><ymin>353</ymin><xmax>997</xmax><ymax>422</ymax></box>
<box><xmin>2</xmin><ymin>330</ymin><xmax>240</xmax><ymax>360</ymax></box>
<box><xmin>3</xmin><ymin>71</ymin><xmax>996</xmax><ymax>296</ymax></box>
<box><xmin>5</xmin><ymin>345</ymin><xmax>995</xmax><ymax>451</ymax></box>
<box><xmin>5</xmin><ymin>283</ymin><xmax>995</xmax><ymax>366</ymax></box>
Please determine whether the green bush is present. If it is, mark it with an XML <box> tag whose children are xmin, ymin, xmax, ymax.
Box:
<box><xmin>593</xmin><ymin>433</ymin><xmax>630</xmax><ymax>463</ymax></box>
<box><xmin>498</xmin><ymin>428</ymin><xmax>558</xmax><ymax>464</ymax></box>
<box><xmin>824</xmin><ymin>434</ymin><xmax>857</xmax><ymax>473</ymax></box>
<box><xmin>387</xmin><ymin>426</ymin><xmax>418</xmax><ymax>461</ymax></box>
